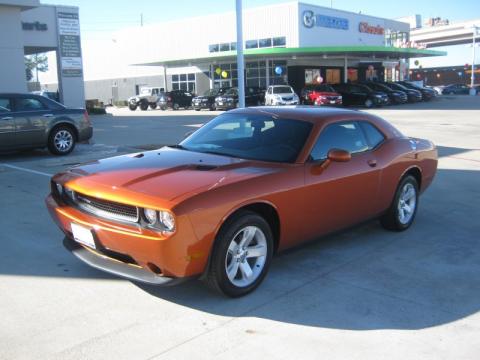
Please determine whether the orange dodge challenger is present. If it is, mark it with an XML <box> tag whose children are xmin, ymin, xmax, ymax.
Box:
<box><xmin>46</xmin><ymin>107</ymin><xmax>437</xmax><ymax>297</ymax></box>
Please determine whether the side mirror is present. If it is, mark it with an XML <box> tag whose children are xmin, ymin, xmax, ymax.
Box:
<box><xmin>327</xmin><ymin>149</ymin><xmax>351</xmax><ymax>162</ymax></box>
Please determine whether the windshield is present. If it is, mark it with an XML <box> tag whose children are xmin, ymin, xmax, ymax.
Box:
<box><xmin>140</xmin><ymin>88</ymin><xmax>151</xmax><ymax>95</ymax></box>
<box><xmin>203</xmin><ymin>89</ymin><xmax>219</xmax><ymax>96</ymax></box>
<box><xmin>272</xmin><ymin>86</ymin><xmax>293</xmax><ymax>94</ymax></box>
<box><xmin>180</xmin><ymin>113</ymin><xmax>313</xmax><ymax>163</ymax></box>
<box><xmin>314</xmin><ymin>85</ymin><xmax>335</xmax><ymax>92</ymax></box>
<box><xmin>224</xmin><ymin>88</ymin><xmax>238</xmax><ymax>96</ymax></box>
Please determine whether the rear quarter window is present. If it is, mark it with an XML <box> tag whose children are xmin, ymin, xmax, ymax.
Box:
<box><xmin>360</xmin><ymin>121</ymin><xmax>385</xmax><ymax>149</ymax></box>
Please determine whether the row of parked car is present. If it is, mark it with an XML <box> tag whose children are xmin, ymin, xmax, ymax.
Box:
<box><xmin>127</xmin><ymin>80</ymin><xmax>441</xmax><ymax>112</ymax></box>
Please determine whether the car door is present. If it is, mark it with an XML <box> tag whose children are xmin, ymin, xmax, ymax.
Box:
<box><xmin>303</xmin><ymin>121</ymin><xmax>381</xmax><ymax>240</ymax></box>
<box><xmin>0</xmin><ymin>97</ymin><xmax>15</xmax><ymax>150</ymax></box>
<box><xmin>12</xmin><ymin>96</ymin><xmax>51</xmax><ymax>147</ymax></box>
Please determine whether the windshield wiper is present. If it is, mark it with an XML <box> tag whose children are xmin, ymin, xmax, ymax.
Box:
<box><xmin>201</xmin><ymin>150</ymin><xmax>243</xmax><ymax>159</ymax></box>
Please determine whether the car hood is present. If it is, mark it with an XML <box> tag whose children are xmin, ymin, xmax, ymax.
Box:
<box><xmin>61</xmin><ymin>147</ymin><xmax>281</xmax><ymax>209</ymax></box>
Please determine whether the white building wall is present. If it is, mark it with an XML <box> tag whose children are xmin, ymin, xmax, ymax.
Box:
<box><xmin>114</xmin><ymin>2</ymin><xmax>299</xmax><ymax>67</ymax></box>
<box><xmin>0</xmin><ymin>5</ymin><xmax>27</xmax><ymax>92</ymax></box>
<box><xmin>298</xmin><ymin>2</ymin><xmax>409</xmax><ymax>47</ymax></box>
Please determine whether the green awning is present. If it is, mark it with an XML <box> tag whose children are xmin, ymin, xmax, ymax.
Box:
<box><xmin>136</xmin><ymin>46</ymin><xmax>447</xmax><ymax>67</ymax></box>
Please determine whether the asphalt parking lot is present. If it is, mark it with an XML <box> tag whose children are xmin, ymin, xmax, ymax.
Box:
<box><xmin>1</xmin><ymin>96</ymin><xmax>479</xmax><ymax>359</ymax></box>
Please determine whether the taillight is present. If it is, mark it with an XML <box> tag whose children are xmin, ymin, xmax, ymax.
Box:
<box><xmin>83</xmin><ymin>110</ymin><xmax>91</xmax><ymax>126</ymax></box>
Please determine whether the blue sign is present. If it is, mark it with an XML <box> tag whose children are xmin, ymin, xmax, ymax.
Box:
<box><xmin>302</xmin><ymin>10</ymin><xmax>349</xmax><ymax>30</ymax></box>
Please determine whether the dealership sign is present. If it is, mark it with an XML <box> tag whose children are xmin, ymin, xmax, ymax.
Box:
<box><xmin>359</xmin><ymin>22</ymin><xmax>385</xmax><ymax>35</ymax></box>
<box><xmin>22</xmin><ymin>21</ymin><xmax>47</xmax><ymax>31</ymax></box>
<box><xmin>302</xmin><ymin>10</ymin><xmax>349</xmax><ymax>30</ymax></box>
<box><xmin>57</xmin><ymin>12</ymin><xmax>82</xmax><ymax>77</ymax></box>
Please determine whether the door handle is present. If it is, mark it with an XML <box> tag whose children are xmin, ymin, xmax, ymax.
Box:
<box><xmin>1</xmin><ymin>116</ymin><xmax>13</xmax><ymax>120</ymax></box>
<box><xmin>367</xmin><ymin>159</ymin><xmax>377</xmax><ymax>167</ymax></box>
<box><xmin>43</xmin><ymin>114</ymin><xmax>54</xmax><ymax>118</ymax></box>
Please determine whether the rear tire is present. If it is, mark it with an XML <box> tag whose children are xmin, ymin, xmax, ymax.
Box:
<box><xmin>205</xmin><ymin>211</ymin><xmax>273</xmax><ymax>297</ymax></box>
<box><xmin>380</xmin><ymin>175</ymin><xmax>419</xmax><ymax>231</ymax></box>
<box><xmin>48</xmin><ymin>126</ymin><xmax>76</xmax><ymax>155</ymax></box>
<box><xmin>149</xmin><ymin>103</ymin><xmax>157</xmax><ymax>109</ymax></box>
<box><xmin>172</xmin><ymin>103</ymin><xmax>180</xmax><ymax>110</ymax></box>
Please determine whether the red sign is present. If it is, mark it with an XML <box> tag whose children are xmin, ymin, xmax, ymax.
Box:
<box><xmin>359</xmin><ymin>22</ymin><xmax>384</xmax><ymax>35</ymax></box>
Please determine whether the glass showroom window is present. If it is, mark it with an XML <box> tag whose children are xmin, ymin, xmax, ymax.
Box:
<box><xmin>245</xmin><ymin>40</ymin><xmax>259</xmax><ymax>49</ymax></box>
<box><xmin>246</xmin><ymin>61</ymin><xmax>267</xmax><ymax>88</ymax></box>
<box><xmin>259</xmin><ymin>38</ymin><xmax>272</xmax><ymax>48</ymax></box>
<box><xmin>213</xmin><ymin>63</ymin><xmax>238</xmax><ymax>88</ymax></box>
<box><xmin>172</xmin><ymin>73</ymin><xmax>196</xmax><ymax>93</ymax></box>
<box><xmin>209</xmin><ymin>44</ymin><xmax>219</xmax><ymax>53</ymax></box>
<box><xmin>272</xmin><ymin>37</ymin><xmax>286</xmax><ymax>47</ymax></box>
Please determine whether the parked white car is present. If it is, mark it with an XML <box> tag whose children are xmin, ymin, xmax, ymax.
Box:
<box><xmin>265</xmin><ymin>85</ymin><xmax>299</xmax><ymax>105</ymax></box>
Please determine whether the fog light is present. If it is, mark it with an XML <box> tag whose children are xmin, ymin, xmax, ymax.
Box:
<box><xmin>144</xmin><ymin>208</ymin><xmax>157</xmax><ymax>225</ymax></box>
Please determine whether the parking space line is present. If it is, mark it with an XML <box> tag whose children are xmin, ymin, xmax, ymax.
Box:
<box><xmin>0</xmin><ymin>163</ymin><xmax>53</xmax><ymax>177</ymax></box>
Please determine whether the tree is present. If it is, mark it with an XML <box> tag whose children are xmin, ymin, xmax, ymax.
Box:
<box><xmin>25</xmin><ymin>54</ymin><xmax>49</xmax><ymax>81</ymax></box>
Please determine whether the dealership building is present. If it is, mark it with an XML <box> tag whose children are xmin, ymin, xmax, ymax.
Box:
<box><xmin>2</xmin><ymin>1</ymin><xmax>445</xmax><ymax>105</ymax></box>
<box><xmin>0</xmin><ymin>0</ymin><xmax>85</xmax><ymax>107</ymax></box>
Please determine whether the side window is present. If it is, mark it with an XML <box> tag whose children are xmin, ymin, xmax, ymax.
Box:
<box><xmin>310</xmin><ymin>122</ymin><xmax>369</xmax><ymax>161</ymax></box>
<box><xmin>0</xmin><ymin>98</ymin><xmax>12</xmax><ymax>111</ymax></box>
<box><xmin>267</xmin><ymin>88</ymin><xmax>272</xmax><ymax>94</ymax></box>
<box><xmin>360</xmin><ymin>121</ymin><xmax>385</xmax><ymax>149</ymax></box>
<box><xmin>14</xmin><ymin>97</ymin><xmax>46</xmax><ymax>111</ymax></box>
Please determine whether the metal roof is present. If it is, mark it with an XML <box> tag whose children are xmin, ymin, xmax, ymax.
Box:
<box><xmin>135</xmin><ymin>46</ymin><xmax>447</xmax><ymax>67</ymax></box>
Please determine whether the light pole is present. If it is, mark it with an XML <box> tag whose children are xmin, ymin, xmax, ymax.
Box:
<box><xmin>469</xmin><ymin>25</ymin><xmax>478</xmax><ymax>96</ymax></box>
<box><xmin>236</xmin><ymin>0</ymin><xmax>245</xmax><ymax>108</ymax></box>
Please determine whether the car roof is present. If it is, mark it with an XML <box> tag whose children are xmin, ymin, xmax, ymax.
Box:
<box><xmin>0</xmin><ymin>93</ymin><xmax>44</xmax><ymax>97</ymax></box>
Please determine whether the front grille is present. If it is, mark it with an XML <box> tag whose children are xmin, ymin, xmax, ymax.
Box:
<box><xmin>282</xmin><ymin>96</ymin><xmax>293</xmax><ymax>101</ymax></box>
<box><xmin>327</xmin><ymin>96</ymin><xmax>340</xmax><ymax>101</ymax></box>
<box><xmin>74</xmin><ymin>192</ymin><xmax>139</xmax><ymax>223</ymax></box>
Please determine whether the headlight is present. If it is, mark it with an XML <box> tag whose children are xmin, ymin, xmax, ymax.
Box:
<box><xmin>55</xmin><ymin>183</ymin><xmax>63</xmax><ymax>195</ymax></box>
<box><xmin>142</xmin><ymin>208</ymin><xmax>175</xmax><ymax>233</ymax></box>
<box><xmin>274</xmin><ymin>95</ymin><xmax>282</xmax><ymax>100</ymax></box>
<box><xmin>143</xmin><ymin>208</ymin><xmax>157</xmax><ymax>225</ymax></box>
<box><xmin>159</xmin><ymin>211</ymin><xmax>175</xmax><ymax>232</ymax></box>
<box><xmin>64</xmin><ymin>186</ymin><xmax>75</xmax><ymax>200</ymax></box>
<box><xmin>375</xmin><ymin>94</ymin><xmax>382</xmax><ymax>98</ymax></box>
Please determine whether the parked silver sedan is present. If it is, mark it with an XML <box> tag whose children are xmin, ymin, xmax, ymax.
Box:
<box><xmin>0</xmin><ymin>93</ymin><xmax>92</xmax><ymax>155</ymax></box>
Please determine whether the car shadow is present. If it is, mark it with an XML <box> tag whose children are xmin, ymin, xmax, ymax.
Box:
<box><xmin>0</xmin><ymin>147</ymin><xmax>479</xmax><ymax>331</ymax></box>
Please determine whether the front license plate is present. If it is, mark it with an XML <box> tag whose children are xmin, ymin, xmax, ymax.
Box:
<box><xmin>218</xmin><ymin>102</ymin><xmax>223</xmax><ymax>105</ymax></box>
<box><xmin>71</xmin><ymin>223</ymin><xmax>95</xmax><ymax>249</ymax></box>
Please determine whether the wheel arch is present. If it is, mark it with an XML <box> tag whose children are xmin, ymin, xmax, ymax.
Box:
<box><xmin>401</xmin><ymin>165</ymin><xmax>422</xmax><ymax>190</ymax></box>
<box><xmin>201</xmin><ymin>200</ymin><xmax>281</xmax><ymax>280</ymax></box>
<box><xmin>48</xmin><ymin>121</ymin><xmax>79</xmax><ymax>142</ymax></box>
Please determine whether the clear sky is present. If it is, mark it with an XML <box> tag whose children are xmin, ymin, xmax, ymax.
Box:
<box><xmin>38</xmin><ymin>0</ymin><xmax>480</xmax><ymax>83</ymax></box>
<box><xmin>42</xmin><ymin>0</ymin><xmax>480</xmax><ymax>40</ymax></box>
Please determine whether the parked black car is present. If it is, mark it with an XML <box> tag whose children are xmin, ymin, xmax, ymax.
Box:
<box><xmin>215</xmin><ymin>87</ymin><xmax>265</xmax><ymax>110</ymax></box>
<box><xmin>192</xmin><ymin>88</ymin><xmax>230</xmax><ymax>111</ymax></box>
<box><xmin>0</xmin><ymin>93</ymin><xmax>92</xmax><ymax>155</ymax></box>
<box><xmin>331</xmin><ymin>83</ymin><xmax>389</xmax><ymax>108</ymax></box>
<box><xmin>441</xmin><ymin>84</ymin><xmax>471</xmax><ymax>95</ymax></box>
<box><xmin>361</xmin><ymin>82</ymin><xmax>408</xmax><ymax>104</ymax></box>
<box><xmin>158</xmin><ymin>90</ymin><xmax>193</xmax><ymax>110</ymax></box>
<box><xmin>382</xmin><ymin>82</ymin><xmax>422</xmax><ymax>102</ymax></box>
<box><xmin>397</xmin><ymin>81</ymin><xmax>436</xmax><ymax>101</ymax></box>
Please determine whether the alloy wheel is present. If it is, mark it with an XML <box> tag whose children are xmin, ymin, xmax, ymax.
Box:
<box><xmin>224</xmin><ymin>225</ymin><xmax>267</xmax><ymax>287</ymax></box>
<box><xmin>54</xmin><ymin>130</ymin><xmax>73</xmax><ymax>152</ymax></box>
<box><xmin>398</xmin><ymin>183</ymin><xmax>417</xmax><ymax>224</ymax></box>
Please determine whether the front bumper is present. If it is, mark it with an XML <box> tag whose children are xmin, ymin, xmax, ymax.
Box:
<box><xmin>271</xmin><ymin>100</ymin><xmax>299</xmax><ymax>105</ymax></box>
<box><xmin>192</xmin><ymin>102</ymin><xmax>211</xmax><ymax>109</ymax></box>
<box><xmin>46</xmin><ymin>194</ymin><xmax>205</xmax><ymax>282</ymax></box>
<box><xmin>64</xmin><ymin>237</ymin><xmax>188</xmax><ymax>285</ymax></box>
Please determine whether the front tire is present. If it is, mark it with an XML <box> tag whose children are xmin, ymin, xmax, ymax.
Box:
<box><xmin>172</xmin><ymin>103</ymin><xmax>179</xmax><ymax>110</ymax></box>
<box><xmin>48</xmin><ymin>126</ymin><xmax>76</xmax><ymax>155</ymax></box>
<box><xmin>139</xmin><ymin>101</ymin><xmax>149</xmax><ymax>111</ymax></box>
<box><xmin>128</xmin><ymin>104</ymin><xmax>137</xmax><ymax>111</ymax></box>
<box><xmin>364</xmin><ymin>98</ymin><xmax>373</xmax><ymax>108</ymax></box>
<box><xmin>205</xmin><ymin>211</ymin><xmax>273</xmax><ymax>297</ymax></box>
<box><xmin>380</xmin><ymin>175</ymin><xmax>419</xmax><ymax>231</ymax></box>
<box><xmin>149</xmin><ymin>103</ymin><xmax>157</xmax><ymax>110</ymax></box>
